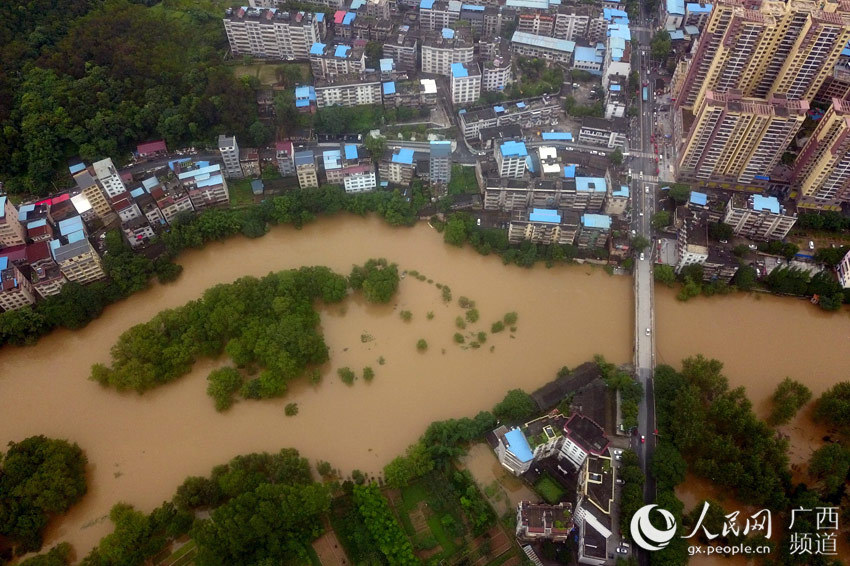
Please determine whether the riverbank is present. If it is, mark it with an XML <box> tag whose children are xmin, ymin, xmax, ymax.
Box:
<box><xmin>2</xmin><ymin>216</ymin><xmax>849</xmax><ymax>559</ymax></box>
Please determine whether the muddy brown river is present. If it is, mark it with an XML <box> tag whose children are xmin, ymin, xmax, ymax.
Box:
<box><xmin>1</xmin><ymin>215</ymin><xmax>848</xmax><ymax>560</ymax></box>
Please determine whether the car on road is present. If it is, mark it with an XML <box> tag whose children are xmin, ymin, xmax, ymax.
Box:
<box><xmin>645</xmin><ymin>328</ymin><xmax>651</xmax><ymax>336</ymax></box>
<box><xmin>476</xmin><ymin>218</ymin><xmax>481</xmax><ymax>226</ymax></box>
<box><xmin>640</xmin><ymin>435</ymin><xmax>646</xmax><ymax>443</ymax></box>
<box><xmin>639</xmin><ymin>211</ymin><xmax>644</xmax><ymax>216</ymax></box>
<box><xmin>616</xmin><ymin>478</ymin><xmax>625</xmax><ymax>485</ymax></box>
<box><xmin>748</xmin><ymin>244</ymin><xmax>757</xmax><ymax>250</ymax></box>
<box><xmin>616</xmin><ymin>547</ymin><xmax>628</xmax><ymax>555</ymax></box>
<box><xmin>639</xmin><ymin>252</ymin><xmax>645</xmax><ymax>261</ymax></box>
<box><xmin>645</xmin><ymin>186</ymin><xmax>649</xmax><ymax>193</ymax></box>
<box><xmin>809</xmin><ymin>240</ymin><xmax>815</xmax><ymax>250</ymax></box>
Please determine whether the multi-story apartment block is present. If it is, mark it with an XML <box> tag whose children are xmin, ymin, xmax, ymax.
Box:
<box><xmin>558</xmin><ymin>413</ymin><xmax>610</xmax><ymax>469</ymax></box>
<box><xmin>510</xmin><ymin>31</ymin><xmax>576</xmax><ymax>64</ymax></box>
<box><xmin>602</xmin><ymin>22</ymin><xmax>631</xmax><ymax>89</ymax></box>
<box><xmin>0</xmin><ymin>257</ymin><xmax>36</xmax><ymax>312</ymax></box>
<box><xmin>685</xmin><ymin>1</ymin><xmax>713</xmax><ymax>29</ymax></box>
<box><xmin>50</xmin><ymin>236</ymin><xmax>105</xmax><ymax>285</ymax></box>
<box><xmin>450</xmin><ymin>62</ymin><xmax>482</xmax><ymax>105</ymax></box>
<box><xmin>25</xmin><ymin>241</ymin><xmax>67</xmax><ymax>299</ymax></box>
<box><xmin>177</xmin><ymin>163</ymin><xmax>230</xmax><ymax>210</ymax></box>
<box><xmin>678</xmin><ymin>91</ymin><xmax>808</xmax><ymax>186</ymax></box>
<box><xmin>460</xmin><ymin>96</ymin><xmax>560</xmax><ymax>139</ymax></box>
<box><xmin>276</xmin><ymin>141</ymin><xmax>296</xmax><ymax>176</ymax></box>
<box><xmin>122</xmin><ymin>216</ymin><xmax>156</xmax><ymax>249</ymax></box>
<box><xmin>0</xmin><ymin>196</ymin><xmax>25</xmax><ymax>248</ymax></box>
<box><xmin>295</xmin><ymin>150</ymin><xmax>319</xmax><ymax>189</ymax></box>
<box><xmin>837</xmin><ymin>248</ymin><xmax>850</xmax><ymax>288</ymax></box>
<box><xmin>429</xmin><ymin>141</ymin><xmax>453</xmax><ymax>185</ymax></box>
<box><xmin>383</xmin><ymin>25</ymin><xmax>419</xmax><ymax>72</ymax></box>
<box><xmin>129</xmin><ymin>182</ymin><xmax>166</xmax><ymax>228</ymax></box>
<box><xmin>676</xmin><ymin>0</ymin><xmax>850</xmax><ymax>113</ymax></box>
<box><xmin>675</xmin><ymin>217</ymin><xmax>710</xmax><ymax>273</ymax></box>
<box><xmin>815</xmin><ymin>60</ymin><xmax>850</xmax><ymax>105</ymax></box>
<box><xmin>322</xmin><ymin>145</ymin><xmax>376</xmax><ymax>193</ymax></box>
<box><xmin>314</xmin><ymin>75</ymin><xmax>381</xmax><ymax>107</ymax></box>
<box><xmin>573</xmin><ymin>45</ymin><xmax>605</xmax><ymax>74</ymax></box>
<box><xmin>553</xmin><ymin>4</ymin><xmax>597</xmax><ymax>42</ymax></box>
<box><xmin>516</xmin><ymin>502</ymin><xmax>574</xmax><ymax>543</ymax></box>
<box><xmin>309</xmin><ymin>42</ymin><xmax>366</xmax><ymax>80</ymax></box>
<box><xmin>109</xmin><ymin>192</ymin><xmax>142</xmax><ymax>224</ymax></box>
<box><xmin>496</xmin><ymin>141</ymin><xmax>529</xmax><ymax>179</ymax></box>
<box><xmin>793</xmin><ymin>98</ymin><xmax>850</xmax><ymax>210</ymax></box>
<box><xmin>421</xmin><ymin>28</ymin><xmax>474</xmax><ymax>76</ymax></box>
<box><xmin>419</xmin><ymin>0</ymin><xmax>460</xmax><ymax>30</ymax></box>
<box><xmin>723</xmin><ymin>194</ymin><xmax>796</xmax><ymax>240</ymax></box>
<box><xmin>148</xmin><ymin>179</ymin><xmax>195</xmax><ymax>225</ymax></box>
<box><xmin>493</xmin><ymin>426</ymin><xmax>535</xmax><ymax>475</ymax></box>
<box><xmin>218</xmin><ymin>135</ymin><xmax>243</xmax><ymax>179</ymax></box>
<box><xmin>517</xmin><ymin>12</ymin><xmax>555</xmax><ymax>36</ymax></box>
<box><xmin>482</xmin><ymin>55</ymin><xmax>513</xmax><ymax>92</ymax></box>
<box><xmin>379</xmin><ymin>148</ymin><xmax>416</xmax><ymax>186</ymax></box>
<box><xmin>577</xmin><ymin>214</ymin><xmax>611</xmax><ymax>249</ymax></box>
<box><xmin>92</xmin><ymin>157</ymin><xmax>126</xmax><ymax>198</ymax></box>
<box><xmin>578</xmin><ymin>117</ymin><xmax>628</xmax><ymax>149</ymax></box>
<box><xmin>223</xmin><ymin>8</ymin><xmax>324</xmax><ymax>59</ymax></box>
<box><xmin>605</xmin><ymin>184</ymin><xmax>630</xmax><ymax>216</ymax></box>
<box><xmin>508</xmin><ymin>208</ymin><xmax>580</xmax><ymax>245</ymax></box>
<box><xmin>420</xmin><ymin>79</ymin><xmax>439</xmax><ymax>105</ymax></box>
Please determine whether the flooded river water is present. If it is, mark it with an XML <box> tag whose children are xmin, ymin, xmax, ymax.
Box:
<box><xmin>1</xmin><ymin>215</ymin><xmax>848</xmax><ymax>560</ymax></box>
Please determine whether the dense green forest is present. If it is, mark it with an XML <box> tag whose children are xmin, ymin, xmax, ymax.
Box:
<box><xmin>0</xmin><ymin>0</ymin><xmax>257</xmax><ymax>195</ymax></box>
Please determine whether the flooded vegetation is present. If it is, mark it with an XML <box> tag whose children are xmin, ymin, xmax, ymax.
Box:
<box><xmin>1</xmin><ymin>215</ymin><xmax>849</xmax><ymax>557</ymax></box>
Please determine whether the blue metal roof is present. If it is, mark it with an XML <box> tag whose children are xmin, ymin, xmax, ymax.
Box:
<box><xmin>251</xmin><ymin>179</ymin><xmax>264</xmax><ymax>194</ymax></box>
<box><xmin>69</xmin><ymin>162</ymin><xmax>86</xmax><ymax>175</ymax></box>
<box><xmin>67</xmin><ymin>230</ymin><xmax>86</xmax><ymax>243</ymax></box>
<box><xmin>666</xmin><ymin>0</ymin><xmax>685</xmax><ymax>14</ymax></box>
<box><xmin>391</xmin><ymin>148</ymin><xmax>415</xmax><ymax>165</ymax></box>
<box><xmin>563</xmin><ymin>165</ymin><xmax>576</xmax><ymax>178</ymax></box>
<box><xmin>574</xmin><ymin>45</ymin><xmax>603</xmax><ymax>63</ymax></box>
<box><xmin>383</xmin><ymin>81</ymin><xmax>396</xmax><ymax>95</ymax></box>
<box><xmin>613</xmin><ymin>185</ymin><xmax>629</xmax><ymax>197</ymax></box>
<box><xmin>752</xmin><ymin>195</ymin><xmax>780</xmax><ymax>214</ymax></box>
<box><xmin>529</xmin><ymin>208</ymin><xmax>561</xmax><ymax>223</ymax></box>
<box><xmin>344</xmin><ymin>145</ymin><xmax>358</xmax><ymax>160</ymax></box>
<box><xmin>511</xmin><ymin>31</ymin><xmax>575</xmax><ymax>53</ymax></box>
<box><xmin>686</xmin><ymin>1</ymin><xmax>711</xmax><ymax>12</ymax></box>
<box><xmin>130</xmin><ymin>188</ymin><xmax>145</xmax><ymax>199</ymax></box>
<box><xmin>669</xmin><ymin>30</ymin><xmax>685</xmax><ymax>40</ymax></box>
<box><xmin>350</xmin><ymin>0</ymin><xmax>365</xmax><ymax>8</ymax></box>
<box><xmin>334</xmin><ymin>45</ymin><xmax>351</xmax><ymax>58</ymax></box>
<box><xmin>451</xmin><ymin>62</ymin><xmax>468</xmax><ymax>77</ymax></box>
<box><xmin>494</xmin><ymin>105</ymin><xmax>505</xmax><ymax>113</ymax></box>
<box><xmin>342</xmin><ymin>12</ymin><xmax>356</xmax><ymax>24</ymax></box>
<box><xmin>0</xmin><ymin>257</ymin><xmax>7</xmax><ymax>270</ymax></box>
<box><xmin>608</xmin><ymin>23</ymin><xmax>631</xmax><ymax>41</ymax></box>
<box><xmin>310</xmin><ymin>42</ymin><xmax>326</xmax><ymax>56</ymax></box>
<box><xmin>17</xmin><ymin>203</ymin><xmax>34</xmax><ymax>221</ymax></box>
<box><xmin>576</xmin><ymin>177</ymin><xmax>607</xmax><ymax>192</ymax></box>
<box><xmin>196</xmin><ymin>175</ymin><xmax>223</xmax><ymax>188</ymax></box>
<box><xmin>380</xmin><ymin>58</ymin><xmax>393</xmax><ymax>72</ymax></box>
<box><xmin>581</xmin><ymin>214</ymin><xmax>612</xmax><ymax>229</ymax></box>
<box><xmin>610</xmin><ymin>84</ymin><xmax>622</xmax><ymax>91</ymax></box>
<box><xmin>295</xmin><ymin>99</ymin><xmax>310</xmax><ymax>108</ymax></box>
<box><xmin>541</xmin><ymin>132</ymin><xmax>572</xmax><ymax>141</ymax></box>
<box><xmin>178</xmin><ymin>164</ymin><xmax>220</xmax><ymax>180</ymax></box>
<box><xmin>500</xmin><ymin>141</ymin><xmax>528</xmax><ymax>158</ymax></box>
<box><xmin>506</xmin><ymin>0</ymin><xmax>552</xmax><ymax>8</ymax></box>
<box><xmin>420</xmin><ymin>0</ymin><xmax>435</xmax><ymax>8</ymax></box>
<box><xmin>441</xmin><ymin>27</ymin><xmax>455</xmax><ymax>39</ymax></box>
<box><xmin>684</xmin><ymin>25</ymin><xmax>699</xmax><ymax>35</ymax></box>
<box><xmin>294</xmin><ymin>151</ymin><xmax>314</xmax><ymax>166</ymax></box>
<box><xmin>323</xmin><ymin>150</ymin><xmax>342</xmax><ymax>170</ymax></box>
<box><xmin>58</xmin><ymin>216</ymin><xmax>84</xmax><ymax>236</ymax></box>
<box><xmin>689</xmin><ymin>191</ymin><xmax>707</xmax><ymax>206</ymax></box>
<box><xmin>516</xmin><ymin>102</ymin><xmax>526</xmax><ymax>108</ymax></box>
<box><xmin>142</xmin><ymin>177</ymin><xmax>158</xmax><ymax>190</ymax></box>
<box><xmin>462</xmin><ymin>3</ymin><xmax>485</xmax><ymax>9</ymax></box>
<box><xmin>27</xmin><ymin>218</ymin><xmax>47</xmax><ymax>228</ymax></box>
<box><xmin>525</xmin><ymin>155</ymin><xmax>536</xmax><ymax>173</ymax></box>
<box><xmin>314</xmin><ymin>12</ymin><xmax>325</xmax><ymax>21</ymax></box>
<box><xmin>504</xmin><ymin>429</ymin><xmax>533</xmax><ymax>462</ymax></box>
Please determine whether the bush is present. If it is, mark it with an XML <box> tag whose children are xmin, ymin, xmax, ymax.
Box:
<box><xmin>465</xmin><ymin>308</ymin><xmax>479</xmax><ymax>323</ymax></box>
<box><xmin>363</xmin><ymin>367</ymin><xmax>375</xmax><ymax>382</ymax></box>
<box><xmin>285</xmin><ymin>403</ymin><xmax>299</xmax><ymax>416</ymax></box>
<box><xmin>503</xmin><ymin>312</ymin><xmax>518</xmax><ymax>325</ymax></box>
<box><xmin>338</xmin><ymin>367</ymin><xmax>356</xmax><ymax>385</ymax></box>
<box><xmin>768</xmin><ymin>378</ymin><xmax>812</xmax><ymax>426</ymax></box>
<box><xmin>400</xmin><ymin>310</ymin><xmax>412</xmax><ymax>322</ymax></box>
<box><xmin>477</xmin><ymin>331</ymin><xmax>487</xmax><ymax>343</ymax></box>
<box><xmin>441</xmin><ymin>286</ymin><xmax>452</xmax><ymax>302</ymax></box>
<box><xmin>426</xmin><ymin>311</ymin><xmax>434</xmax><ymax>320</ymax></box>
<box><xmin>493</xmin><ymin>389</ymin><xmax>537</xmax><ymax>424</ymax></box>
<box><xmin>206</xmin><ymin>367</ymin><xmax>243</xmax><ymax>412</ymax></box>
<box><xmin>491</xmin><ymin>321</ymin><xmax>505</xmax><ymax>333</ymax></box>
<box><xmin>455</xmin><ymin>316</ymin><xmax>466</xmax><ymax>329</ymax></box>
<box><xmin>417</xmin><ymin>339</ymin><xmax>428</xmax><ymax>351</ymax></box>
<box><xmin>453</xmin><ymin>333</ymin><xmax>465</xmax><ymax>344</ymax></box>
<box><xmin>458</xmin><ymin>296</ymin><xmax>476</xmax><ymax>309</ymax></box>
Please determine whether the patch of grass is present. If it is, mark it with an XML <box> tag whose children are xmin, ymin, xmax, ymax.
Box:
<box><xmin>534</xmin><ymin>475</ymin><xmax>566</xmax><ymax>504</ymax></box>
<box><xmin>427</xmin><ymin>514</ymin><xmax>458</xmax><ymax>556</ymax></box>
<box><xmin>447</xmin><ymin>164</ymin><xmax>479</xmax><ymax>195</ymax></box>
<box><xmin>228</xmin><ymin>178</ymin><xmax>255</xmax><ymax>207</ymax></box>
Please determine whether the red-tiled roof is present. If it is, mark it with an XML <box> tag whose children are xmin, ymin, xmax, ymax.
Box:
<box><xmin>137</xmin><ymin>140</ymin><xmax>167</xmax><ymax>155</ymax></box>
<box><xmin>0</xmin><ymin>244</ymin><xmax>28</xmax><ymax>263</ymax></box>
<box><xmin>26</xmin><ymin>241</ymin><xmax>51</xmax><ymax>262</ymax></box>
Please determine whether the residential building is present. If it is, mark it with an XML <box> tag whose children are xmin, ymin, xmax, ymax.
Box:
<box><xmin>136</xmin><ymin>140</ymin><xmax>167</xmax><ymax>159</ymax></box>
<box><xmin>450</xmin><ymin>62</ymin><xmax>482</xmax><ymax>105</ymax></box>
<box><xmin>314</xmin><ymin>75</ymin><xmax>381</xmax><ymax>107</ymax></box>
<box><xmin>677</xmin><ymin>91</ymin><xmax>808</xmax><ymax>186</ymax></box>
<box><xmin>131</xmin><ymin>181</ymin><xmax>166</xmax><ymax>228</ymax></box>
<box><xmin>837</xmin><ymin>248</ymin><xmax>850</xmax><ymax>288</ymax></box>
<box><xmin>459</xmin><ymin>96</ymin><xmax>560</xmax><ymax>139</ymax></box>
<box><xmin>420</xmin><ymin>79</ymin><xmax>439</xmax><ymax>105</ymax></box>
<box><xmin>70</xmin><ymin>166</ymin><xmax>113</xmax><ymax>221</ymax></box>
<box><xmin>109</xmin><ymin>192</ymin><xmax>142</xmax><ymax>224</ymax></box>
<box><xmin>577</xmin><ymin>214</ymin><xmax>612</xmax><ymax>249</ymax></box>
<box><xmin>723</xmin><ymin>194</ymin><xmax>796</xmax><ymax>240</ymax></box>
<box><xmin>26</xmin><ymin>242</ymin><xmax>67</xmax><ymax>299</ymax></box>
<box><xmin>122</xmin><ymin>216</ymin><xmax>156</xmax><ymax>249</ymax></box>
<box><xmin>419</xmin><ymin>0</ymin><xmax>460</xmax><ymax>30</ymax></box>
<box><xmin>50</xmin><ymin>236</ymin><xmax>105</xmax><ymax>285</ymax></box>
<box><xmin>684</xmin><ymin>1</ymin><xmax>713</xmax><ymax>29</ymax></box>
<box><xmin>25</xmin><ymin>219</ymin><xmax>53</xmax><ymax>244</ymax></box>
<box><xmin>517</xmin><ymin>12</ymin><xmax>556</xmax><ymax>36</ymax></box>
<box><xmin>240</xmin><ymin>148</ymin><xmax>260</xmax><ymax>177</ymax></box>
<box><xmin>276</xmin><ymin>141</ymin><xmax>296</xmax><ymax>176</ymax></box>
<box><xmin>429</xmin><ymin>141</ymin><xmax>452</xmax><ymax>185</ymax></box>
<box><xmin>309</xmin><ymin>42</ymin><xmax>366</xmax><ymax>80</ymax></box>
<box><xmin>421</xmin><ymin>28</ymin><xmax>474</xmax><ymax>76</ymax></box>
<box><xmin>295</xmin><ymin>150</ymin><xmax>319</xmax><ymax>188</ymax></box>
<box><xmin>383</xmin><ymin>25</ymin><xmax>419</xmax><ymax>72</ymax></box>
<box><xmin>508</xmin><ymin>208</ymin><xmax>579</xmax><ymax>245</ymax></box>
<box><xmin>510</xmin><ymin>31</ymin><xmax>576</xmax><ymax>64</ymax></box>
<box><xmin>482</xmin><ymin>52</ymin><xmax>513</xmax><ymax>92</ymax></box>
<box><xmin>675</xmin><ymin>0</ymin><xmax>850</xmax><ymax>113</ymax></box>
<box><xmin>92</xmin><ymin>157</ymin><xmax>126</xmax><ymax>198</ymax></box>
<box><xmin>605</xmin><ymin>184</ymin><xmax>629</xmax><ymax>215</ymax></box>
<box><xmin>493</xmin><ymin>426</ymin><xmax>535</xmax><ymax>475</ymax></box>
<box><xmin>558</xmin><ymin>413</ymin><xmax>610</xmax><ymax>470</ymax></box>
<box><xmin>573</xmin><ymin>44</ymin><xmax>605</xmax><ymax>74</ymax></box>
<box><xmin>665</xmin><ymin>0</ymin><xmax>686</xmax><ymax>27</ymax></box>
<box><xmin>815</xmin><ymin>61</ymin><xmax>850</xmax><ymax>106</ymax></box>
<box><xmin>554</xmin><ymin>4</ymin><xmax>601</xmax><ymax>42</ymax></box>
<box><xmin>516</xmin><ymin>502</ymin><xmax>574</xmax><ymax>542</ymax></box>
<box><xmin>218</xmin><ymin>135</ymin><xmax>244</xmax><ymax>178</ymax></box>
<box><xmin>177</xmin><ymin>162</ymin><xmax>230</xmax><ymax>210</ymax></box>
<box><xmin>793</xmin><ymin>98</ymin><xmax>850</xmax><ymax>210</ymax></box>
<box><xmin>576</xmin><ymin>455</ymin><xmax>616</xmax><ymax>565</ymax></box>
<box><xmin>382</xmin><ymin>80</ymin><xmax>422</xmax><ymax>107</ymax></box>
<box><xmin>578</xmin><ymin>117</ymin><xmax>628</xmax><ymax>149</ymax></box>
<box><xmin>0</xmin><ymin>196</ymin><xmax>26</xmax><ymax>248</ymax></box>
<box><xmin>323</xmin><ymin>145</ymin><xmax>376</xmax><ymax>192</ymax></box>
<box><xmin>605</xmin><ymin>77</ymin><xmax>627</xmax><ymax>119</ymax></box>
<box><xmin>0</xmin><ymin>257</ymin><xmax>36</xmax><ymax>312</ymax></box>
<box><xmin>495</xmin><ymin>141</ymin><xmax>529</xmax><ymax>179</ymax></box>
<box><xmin>223</xmin><ymin>8</ymin><xmax>324</xmax><ymax>59</ymax></box>
<box><xmin>675</xmin><ymin>217</ymin><xmax>710</xmax><ymax>273</ymax></box>
<box><xmin>294</xmin><ymin>85</ymin><xmax>317</xmax><ymax>112</ymax></box>
<box><xmin>602</xmin><ymin>22</ymin><xmax>631</xmax><ymax>89</ymax></box>
<box><xmin>147</xmin><ymin>177</ymin><xmax>194</xmax><ymax>225</ymax></box>
<box><xmin>379</xmin><ymin>148</ymin><xmax>416</xmax><ymax>186</ymax></box>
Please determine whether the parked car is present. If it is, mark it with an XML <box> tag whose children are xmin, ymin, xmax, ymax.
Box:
<box><xmin>616</xmin><ymin>479</ymin><xmax>625</xmax><ymax>485</ymax></box>
<box><xmin>645</xmin><ymin>328</ymin><xmax>651</xmax><ymax>336</ymax></box>
<box><xmin>640</xmin><ymin>435</ymin><xmax>646</xmax><ymax>443</ymax></box>
<box><xmin>640</xmin><ymin>252</ymin><xmax>645</xmax><ymax>261</ymax></box>
<box><xmin>809</xmin><ymin>241</ymin><xmax>815</xmax><ymax>250</ymax></box>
